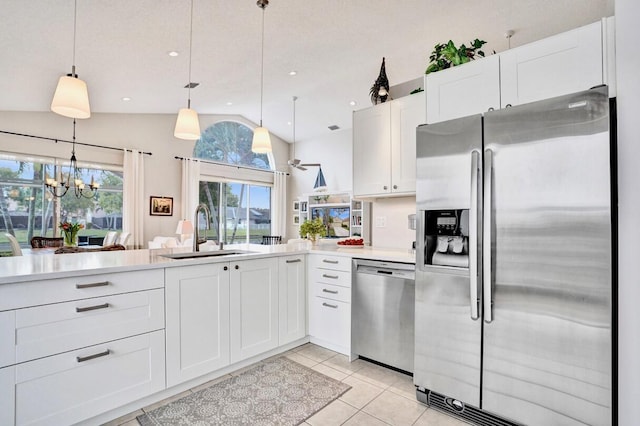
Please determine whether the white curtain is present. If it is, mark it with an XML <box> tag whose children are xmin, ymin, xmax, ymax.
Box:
<box><xmin>122</xmin><ymin>149</ymin><xmax>145</xmax><ymax>249</ymax></box>
<box><xmin>181</xmin><ymin>158</ymin><xmax>201</xmax><ymax>220</ymax></box>
<box><xmin>271</xmin><ymin>171</ymin><xmax>288</xmax><ymax>238</ymax></box>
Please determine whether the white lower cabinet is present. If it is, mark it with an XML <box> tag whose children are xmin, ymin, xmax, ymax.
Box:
<box><xmin>0</xmin><ymin>366</ymin><xmax>14</xmax><ymax>426</ymax></box>
<box><xmin>13</xmin><ymin>330</ymin><xmax>165</xmax><ymax>426</ymax></box>
<box><xmin>230</xmin><ymin>257</ymin><xmax>279</xmax><ymax>363</ymax></box>
<box><xmin>307</xmin><ymin>254</ymin><xmax>352</xmax><ymax>355</ymax></box>
<box><xmin>278</xmin><ymin>255</ymin><xmax>307</xmax><ymax>346</ymax></box>
<box><xmin>165</xmin><ymin>263</ymin><xmax>231</xmax><ymax>387</ymax></box>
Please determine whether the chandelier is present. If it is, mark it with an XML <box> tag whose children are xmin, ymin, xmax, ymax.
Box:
<box><xmin>45</xmin><ymin>119</ymin><xmax>99</xmax><ymax>199</ymax></box>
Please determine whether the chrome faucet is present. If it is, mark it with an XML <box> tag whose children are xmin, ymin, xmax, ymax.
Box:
<box><xmin>193</xmin><ymin>203</ymin><xmax>211</xmax><ymax>252</ymax></box>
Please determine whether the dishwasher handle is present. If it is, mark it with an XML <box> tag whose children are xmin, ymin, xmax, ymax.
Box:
<box><xmin>355</xmin><ymin>265</ymin><xmax>415</xmax><ymax>280</ymax></box>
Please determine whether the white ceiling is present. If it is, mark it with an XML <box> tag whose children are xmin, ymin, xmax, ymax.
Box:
<box><xmin>1</xmin><ymin>0</ymin><xmax>613</xmax><ymax>143</ymax></box>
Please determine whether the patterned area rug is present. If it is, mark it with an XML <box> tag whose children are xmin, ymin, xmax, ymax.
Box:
<box><xmin>137</xmin><ymin>357</ymin><xmax>351</xmax><ymax>425</ymax></box>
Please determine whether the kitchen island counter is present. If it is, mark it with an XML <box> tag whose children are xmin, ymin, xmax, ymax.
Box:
<box><xmin>0</xmin><ymin>242</ymin><xmax>414</xmax><ymax>284</ymax></box>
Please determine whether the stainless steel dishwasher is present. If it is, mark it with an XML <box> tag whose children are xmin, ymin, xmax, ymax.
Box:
<box><xmin>352</xmin><ymin>258</ymin><xmax>415</xmax><ymax>373</ymax></box>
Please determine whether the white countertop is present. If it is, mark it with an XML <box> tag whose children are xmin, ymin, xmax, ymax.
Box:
<box><xmin>0</xmin><ymin>242</ymin><xmax>415</xmax><ymax>284</ymax></box>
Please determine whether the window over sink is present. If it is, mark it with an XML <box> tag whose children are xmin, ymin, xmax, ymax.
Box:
<box><xmin>193</xmin><ymin>121</ymin><xmax>274</xmax><ymax>245</ymax></box>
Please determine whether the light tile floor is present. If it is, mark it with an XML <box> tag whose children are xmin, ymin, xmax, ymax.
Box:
<box><xmin>104</xmin><ymin>343</ymin><xmax>468</xmax><ymax>426</ymax></box>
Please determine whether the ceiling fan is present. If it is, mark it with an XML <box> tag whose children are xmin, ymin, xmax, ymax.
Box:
<box><xmin>287</xmin><ymin>96</ymin><xmax>321</xmax><ymax>171</ymax></box>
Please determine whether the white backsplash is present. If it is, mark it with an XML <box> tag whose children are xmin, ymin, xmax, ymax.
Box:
<box><xmin>370</xmin><ymin>196</ymin><xmax>416</xmax><ymax>250</ymax></box>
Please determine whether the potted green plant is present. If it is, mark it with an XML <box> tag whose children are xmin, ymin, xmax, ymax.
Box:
<box><xmin>299</xmin><ymin>218</ymin><xmax>326</xmax><ymax>244</ymax></box>
<box><xmin>425</xmin><ymin>39</ymin><xmax>487</xmax><ymax>74</ymax></box>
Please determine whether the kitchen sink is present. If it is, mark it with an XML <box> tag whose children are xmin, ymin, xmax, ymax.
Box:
<box><xmin>160</xmin><ymin>249</ymin><xmax>254</xmax><ymax>260</ymax></box>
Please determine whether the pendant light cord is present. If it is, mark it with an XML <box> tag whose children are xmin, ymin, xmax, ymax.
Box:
<box><xmin>72</xmin><ymin>0</ymin><xmax>77</xmax><ymax>76</ymax></box>
<box><xmin>292</xmin><ymin>96</ymin><xmax>297</xmax><ymax>157</ymax></box>
<box><xmin>259</xmin><ymin>5</ymin><xmax>266</xmax><ymax>126</ymax></box>
<box><xmin>187</xmin><ymin>0</ymin><xmax>194</xmax><ymax>108</ymax></box>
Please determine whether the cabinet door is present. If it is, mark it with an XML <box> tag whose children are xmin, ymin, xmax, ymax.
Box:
<box><xmin>165</xmin><ymin>263</ymin><xmax>230</xmax><ymax>387</ymax></box>
<box><xmin>500</xmin><ymin>20</ymin><xmax>603</xmax><ymax>107</ymax></box>
<box><xmin>391</xmin><ymin>92</ymin><xmax>425</xmax><ymax>194</ymax></box>
<box><xmin>230</xmin><ymin>258</ymin><xmax>279</xmax><ymax>363</ymax></box>
<box><xmin>425</xmin><ymin>55</ymin><xmax>500</xmax><ymax>124</ymax></box>
<box><xmin>0</xmin><ymin>366</ymin><xmax>14</xmax><ymax>426</ymax></box>
<box><xmin>278</xmin><ymin>256</ymin><xmax>306</xmax><ymax>345</ymax></box>
<box><xmin>353</xmin><ymin>102</ymin><xmax>392</xmax><ymax>197</ymax></box>
<box><xmin>308</xmin><ymin>297</ymin><xmax>350</xmax><ymax>355</ymax></box>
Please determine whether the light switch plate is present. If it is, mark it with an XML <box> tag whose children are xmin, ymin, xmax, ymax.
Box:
<box><xmin>375</xmin><ymin>216</ymin><xmax>387</xmax><ymax>228</ymax></box>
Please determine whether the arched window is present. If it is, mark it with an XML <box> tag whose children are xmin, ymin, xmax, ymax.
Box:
<box><xmin>192</xmin><ymin>121</ymin><xmax>273</xmax><ymax>244</ymax></box>
<box><xmin>193</xmin><ymin>121</ymin><xmax>271</xmax><ymax>170</ymax></box>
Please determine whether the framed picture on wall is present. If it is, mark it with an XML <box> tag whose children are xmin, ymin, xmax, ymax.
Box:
<box><xmin>293</xmin><ymin>201</ymin><xmax>300</xmax><ymax>212</ymax></box>
<box><xmin>150</xmin><ymin>196</ymin><xmax>173</xmax><ymax>216</ymax></box>
<box><xmin>293</xmin><ymin>214</ymin><xmax>300</xmax><ymax>225</ymax></box>
<box><xmin>300</xmin><ymin>201</ymin><xmax>308</xmax><ymax>212</ymax></box>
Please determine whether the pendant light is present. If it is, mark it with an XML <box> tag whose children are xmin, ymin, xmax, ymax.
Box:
<box><xmin>50</xmin><ymin>0</ymin><xmax>91</xmax><ymax>119</ymax></box>
<box><xmin>174</xmin><ymin>0</ymin><xmax>201</xmax><ymax>140</ymax></box>
<box><xmin>251</xmin><ymin>0</ymin><xmax>272</xmax><ymax>153</ymax></box>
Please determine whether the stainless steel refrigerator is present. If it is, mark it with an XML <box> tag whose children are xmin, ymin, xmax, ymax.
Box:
<box><xmin>414</xmin><ymin>86</ymin><xmax>613</xmax><ymax>426</ymax></box>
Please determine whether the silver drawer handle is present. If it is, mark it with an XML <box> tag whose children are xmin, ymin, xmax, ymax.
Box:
<box><xmin>322</xmin><ymin>274</ymin><xmax>339</xmax><ymax>279</ymax></box>
<box><xmin>322</xmin><ymin>289</ymin><xmax>338</xmax><ymax>294</ymax></box>
<box><xmin>76</xmin><ymin>281</ymin><xmax>110</xmax><ymax>289</ymax></box>
<box><xmin>286</xmin><ymin>259</ymin><xmax>302</xmax><ymax>263</ymax></box>
<box><xmin>322</xmin><ymin>259</ymin><xmax>339</xmax><ymax>264</ymax></box>
<box><xmin>76</xmin><ymin>303</ymin><xmax>110</xmax><ymax>313</ymax></box>
<box><xmin>322</xmin><ymin>302</ymin><xmax>338</xmax><ymax>309</ymax></box>
<box><xmin>76</xmin><ymin>349</ymin><xmax>110</xmax><ymax>363</ymax></box>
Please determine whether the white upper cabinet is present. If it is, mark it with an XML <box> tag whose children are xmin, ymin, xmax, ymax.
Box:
<box><xmin>425</xmin><ymin>18</ymin><xmax>615</xmax><ymax>124</ymax></box>
<box><xmin>425</xmin><ymin>55</ymin><xmax>501</xmax><ymax>124</ymax></box>
<box><xmin>353</xmin><ymin>92</ymin><xmax>425</xmax><ymax>198</ymax></box>
<box><xmin>391</xmin><ymin>92</ymin><xmax>425</xmax><ymax>194</ymax></box>
<box><xmin>500</xmin><ymin>19</ymin><xmax>608</xmax><ymax>107</ymax></box>
<box><xmin>353</xmin><ymin>102</ymin><xmax>391</xmax><ymax>197</ymax></box>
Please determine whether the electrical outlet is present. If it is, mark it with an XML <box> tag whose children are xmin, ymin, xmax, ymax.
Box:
<box><xmin>375</xmin><ymin>216</ymin><xmax>387</xmax><ymax>228</ymax></box>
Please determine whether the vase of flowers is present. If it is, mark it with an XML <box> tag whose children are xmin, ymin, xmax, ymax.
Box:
<box><xmin>59</xmin><ymin>221</ymin><xmax>84</xmax><ymax>247</ymax></box>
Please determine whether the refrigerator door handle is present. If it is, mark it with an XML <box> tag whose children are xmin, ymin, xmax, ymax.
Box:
<box><xmin>469</xmin><ymin>150</ymin><xmax>480</xmax><ymax>320</ymax></box>
<box><xmin>416</xmin><ymin>210</ymin><xmax>425</xmax><ymax>272</ymax></box>
<box><xmin>483</xmin><ymin>148</ymin><xmax>494</xmax><ymax>323</ymax></box>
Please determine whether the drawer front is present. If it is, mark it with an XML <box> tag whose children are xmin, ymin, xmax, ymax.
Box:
<box><xmin>15</xmin><ymin>330</ymin><xmax>165</xmax><ymax>426</ymax></box>
<box><xmin>309</xmin><ymin>254</ymin><xmax>351</xmax><ymax>272</ymax></box>
<box><xmin>0</xmin><ymin>311</ymin><xmax>16</xmax><ymax>368</ymax></box>
<box><xmin>15</xmin><ymin>288</ymin><xmax>164</xmax><ymax>363</ymax></box>
<box><xmin>309</xmin><ymin>267</ymin><xmax>351</xmax><ymax>288</ymax></box>
<box><xmin>314</xmin><ymin>282</ymin><xmax>351</xmax><ymax>303</ymax></box>
<box><xmin>309</xmin><ymin>297</ymin><xmax>350</xmax><ymax>350</ymax></box>
<box><xmin>0</xmin><ymin>269</ymin><xmax>164</xmax><ymax>311</ymax></box>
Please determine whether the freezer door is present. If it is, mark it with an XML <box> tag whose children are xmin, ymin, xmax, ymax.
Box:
<box><xmin>482</xmin><ymin>87</ymin><xmax>612</xmax><ymax>425</ymax></box>
<box><xmin>414</xmin><ymin>115</ymin><xmax>483</xmax><ymax>406</ymax></box>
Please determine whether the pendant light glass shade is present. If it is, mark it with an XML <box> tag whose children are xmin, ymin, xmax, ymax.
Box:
<box><xmin>252</xmin><ymin>126</ymin><xmax>272</xmax><ymax>153</ymax></box>
<box><xmin>51</xmin><ymin>74</ymin><xmax>91</xmax><ymax>119</ymax></box>
<box><xmin>174</xmin><ymin>107</ymin><xmax>201</xmax><ymax>140</ymax></box>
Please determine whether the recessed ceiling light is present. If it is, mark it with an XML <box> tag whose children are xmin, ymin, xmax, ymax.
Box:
<box><xmin>288</xmin><ymin>71</ymin><xmax>297</xmax><ymax>76</ymax></box>
<box><xmin>287</xmin><ymin>121</ymin><xmax>292</xmax><ymax>126</ymax></box>
<box><xmin>349</xmin><ymin>100</ymin><xmax>357</xmax><ymax>106</ymax></box>
<box><xmin>226</xmin><ymin>102</ymin><xmax>233</xmax><ymax>106</ymax></box>
<box><xmin>168</xmin><ymin>51</ymin><xmax>179</xmax><ymax>57</ymax></box>
<box><xmin>121</xmin><ymin>97</ymin><xmax>131</xmax><ymax>102</ymax></box>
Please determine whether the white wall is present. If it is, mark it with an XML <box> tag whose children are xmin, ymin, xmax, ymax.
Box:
<box><xmin>0</xmin><ymin>111</ymin><xmax>289</xmax><ymax>245</ymax></box>
<box><xmin>614</xmin><ymin>0</ymin><xmax>640</xmax><ymax>423</ymax></box>
<box><xmin>286</xmin><ymin>129</ymin><xmax>353</xmax><ymax>239</ymax></box>
<box><xmin>371</xmin><ymin>196</ymin><xmax>416</xmax><ymax>250</ymax></box>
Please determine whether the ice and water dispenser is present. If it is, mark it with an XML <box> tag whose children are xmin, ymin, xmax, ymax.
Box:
<box><xmin>422</xmin><ymin>209</ymin><xmax>469</xmax><ymax>268</ymax></box>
